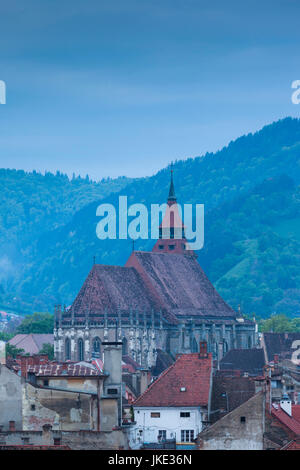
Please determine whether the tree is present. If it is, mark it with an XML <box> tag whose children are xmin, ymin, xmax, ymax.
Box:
<box><xmin>259</xmin><ymin>314</ymin><xmax>300</xmax><ymax>333</ymax></box>
<box><xmin>16</xmin><ymin>312</ymin><xmax>54</xmax><ymax>334</ymax></box>
<box><xmin>39</xmin><ymin>343</ymin><xmax>54</xmax><ymax>360</ymax></box>
<box><xmin>5</xmin><ymin>343</ymin><xmax>24</xmax><ymax>358</ymax></box>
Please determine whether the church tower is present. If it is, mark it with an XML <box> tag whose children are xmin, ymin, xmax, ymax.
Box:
<box><xmin>152</xmin><ymin>168</ymin><xmax>195</xmax><ymax>256</ymax></box>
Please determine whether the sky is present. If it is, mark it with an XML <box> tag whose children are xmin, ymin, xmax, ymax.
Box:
<box><xmin>0</xmin><ymin>0</ymin><xmax>300</xmax><ymax>179</ymax></box>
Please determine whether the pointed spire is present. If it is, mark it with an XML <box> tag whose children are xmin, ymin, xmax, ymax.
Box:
<box><xmin>168</xmin><ymin>163</ymin><xmax>176</xmax><ymax>203</ymax></box>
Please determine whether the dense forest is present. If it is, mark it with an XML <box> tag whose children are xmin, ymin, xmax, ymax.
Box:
<box><xmin>1</xmin><ymin>117</ymin><xmax>300</xmax><ymax>318</ymax></box>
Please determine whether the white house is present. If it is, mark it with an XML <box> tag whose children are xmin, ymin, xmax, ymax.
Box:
<box><xmin>129</xmin><ymin>342</ymin><xmax>213</xmax><ymax>450</ymax></box>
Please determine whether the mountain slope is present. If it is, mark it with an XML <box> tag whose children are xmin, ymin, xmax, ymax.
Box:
<box><xmin>2</xmin><ymin>117</ymin><xmax>300</xmax><ymax>317</ymax></box>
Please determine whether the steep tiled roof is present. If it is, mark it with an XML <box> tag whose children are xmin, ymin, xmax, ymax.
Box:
<box><xmin>66</xmin><ymin>264</ymin><xmax>171</xmax><ymax>321</ymax></box>
<box><xmin>127</xmin><ymin>252</ymin><xmax>238</xmax><ymax>319</ymax></box>
<box><xmin>210</xmin><ymin>374</ymin><xmax>256</xmax><ymax>422</ymax></box>
<box><xmin>27</xmin><ymin>363</ymin><xmax>103</xmax><ymax>377</ymax></box>
<box><xmin>271</xmin><ymin>404</ymin><xmax>300</xmax><ymax>436</ymax></box>
<box><xmin>9</xmin><ymin>334</ymin><xmax>54</xmax><ymax>355</ymax></box>
<box><xmin>220</xmin><ymin>348</ymin><xmax>265</xmax><ymax>375</ymax></box>
<box><xmin>133</xmin><ymin>352</ymin><xmax>212</xmax><ymax>407</ymax></box>
<box><xmin>262</xmin><ymin>333</ymin><xmax>300</xmax><ymax>362</ymax></box>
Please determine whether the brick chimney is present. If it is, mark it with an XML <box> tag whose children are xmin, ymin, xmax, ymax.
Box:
<box><xmin>199</xmin><ymin>341</ymin><xmax>208</xmax><ymax>358</ymax></box>
<box><xmin>20</xmin><ymin>356</ymin><xmax>29</xmax><ymax>378</ymax></box>
<box><xmin>273</xmin><ymin>354</ymin><xmax>279</xmax><ymax>364</ymax></box>
<box><xmin>9</xmin><ymin>421</ymin><xmax>16</xmax><ymax>432</ymax></box>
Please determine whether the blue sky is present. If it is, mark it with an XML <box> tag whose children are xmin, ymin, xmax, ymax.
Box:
<box><xmin>0</xmin><ymin>0</ymin><xmax>300</xmax><ymax>179</ymax></box>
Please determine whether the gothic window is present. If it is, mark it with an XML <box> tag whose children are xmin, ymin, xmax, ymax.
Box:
<box><xmin>65</xmin><ymin>338</ymin><xmax>71</xmax><ymax>360</ymax></box>
<box><xmin>78</xmin><ymin>338</ymin><xmax>84</xmax><ymax>361</ymax></box>
<box><xmin>192</xmin><ymin>338</ymin><xmax>198</xmax><ymax>353</ymax></box>
<box><xmin>93</xmin><ymin>337</ymin><xmax>101</xmax><ymax>355</ymax></box>
<box><xmin>122</xmin><ymin>337</ymin><xmax>128</xmax><ymax>355</ymax></box>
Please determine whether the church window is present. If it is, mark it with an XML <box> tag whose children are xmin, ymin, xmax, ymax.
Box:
<box><xmin>93</xmin><ymin>337</ymin><xmax>101</xmax><ymax>356</ymax></box>
<box><xmin>78</xmin><ymin>338</ymin><xmax>84</xmax><ymax>361</ymax></box>
<box><xmin>65</xmin><ymin>338</ymin><xmax>71</xmax><ymax>360</ymax></box>
<box><xmin>122</xmin><ymin>337</ymin><xmax>128</xmax><ymax>355</ymax></box>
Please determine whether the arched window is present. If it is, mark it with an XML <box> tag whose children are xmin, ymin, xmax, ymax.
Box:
<box><xmin>78</xmin><ymin>338</ymin><xmax>84</xmax><ymax>361</ymax></box>
<box><xmin>65</xmin><ymin>338</ymin><xmax>71</xmax><ymax>360</ymax></box>
<box><xmin>93</xmin><ymin>337</ymin><xmax>101</xmax><ymax>357</ymax></box>
<box><xmin>122</xmin><ymin>337</ymin><xmax>128</xmax><ymax>356</ymax></box>
<box><xmin>223</xmin><ymin>341</ymin><xmax>228</xmax><ymax>354</ymax></box>
<box><xmin>192</xmin><ymin>338</ymin><xmax>198</xmax><ymax>353</ymax></box>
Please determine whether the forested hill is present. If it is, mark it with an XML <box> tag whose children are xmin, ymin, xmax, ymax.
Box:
<box><xmin>2</xmin><ymin>117</ymin><xmax>300</xmax><ymax>318</ymax></box>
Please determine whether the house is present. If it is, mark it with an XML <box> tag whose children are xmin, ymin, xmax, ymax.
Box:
<box><xmin>129</xmin><ymin>341</ymin><xmax>213</xmax><ymax>450</ymax></box>
<box><xmin>9</xmin><ymin>334</ymin><xmax>54</xmax><ymax>355</ymax></box>
<box><xmin>261</xmin><ymin>332</ymin><xmax>300</xmax><ymax>364</ymax></box>
<box><xmin>219</xmin><ymin>348</ymin><xmax>265</xmax><ymax>377</ymax></box>
<box><xmin>0</xmin><ymin>341</ymin><xmax>123</xmax><ymax>434</ymax></box>
<box><xmin>197</xmin><ymin>392</ymin><xmax>266</xmax><ymax>450</ymax></box>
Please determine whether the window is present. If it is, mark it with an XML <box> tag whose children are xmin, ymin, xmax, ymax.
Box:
<box><xmin>158</xmin><ymin>430</ymin><xmax>166</xmax><ymax>441</ymax></box>
<box><xmin>159</xmin><ymin>245</ymin><xmax>164</xmax><ymax>250</ymax></box>
<box><xmin>65</xmin><ymin>338</ymin><xmax>71</xmax><ymax>360</ymax></box>
<box><xmin>78</xmin><ymin>338</ymin><xmax>84</xmax><ymax>361</ymax></box>
<box><xmin>107</xmin><ymin>388</ymin><xmax>118</xmax><ymax>395</ymax></box>
<box><xmin>43</xmin><ymin>379</ymin><xmax>49</xmax><ymax>387</ymax></box>
<box><xmin>93</xmin><ymin>337</ymin><xmax>101</xmax><ymax>354</ymax></box>
<box><xmin>54</xmin><ymin>438</ymin><xmax>61</xmax><ymax>446</ymax></box>
<box><xmin>31</xmin><ymin>404</ymin><xmax>36</xmax><ymax>411</ymax></box>
<box><xmin>22</xmin><ymin>437</ymin><xmax>30</xmax><ymax>444</ymax></box>
<box><xmin>180</xmin><ymin>412</ymin><xmax>190</xmax><ymax>418</ymax></box>
<box><xmin>181</xmin><ymin>430</ymin><xmax>194</xmax><ymax>442</ymax></box>
<box><xmin>240</xmin><ymin>416</ymin><xmax>246</xmax><ymax>423</ymax></box>
<box><xmin>168</xmin><ymin>244</ymin><xmax>175</xmax><ymax>250</ymax></box>
<box><xmin>151</xmin><ymin>412</ymin><xmax>160</xmax><ymax>418</ymax></box>
<box><xmin>122</xmin><ymin>337</ymin><xmax>128</xmax><ymax>355</ymax></box>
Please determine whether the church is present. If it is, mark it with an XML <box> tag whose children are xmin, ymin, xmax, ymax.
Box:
<box><xmin>54</xmin><ymin>172</ymin><xmax>257</xmax><ymax>368</ymax></box>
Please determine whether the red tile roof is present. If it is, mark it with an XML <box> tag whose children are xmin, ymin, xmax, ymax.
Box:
<box><xmin>65</xmin><ymin>264</ymin><xmax>174</xmax><ymax>322</ymax></box>
<box><xmin>133</xmin><ymin>352</ymin><xmax>212</xmax><ymax>407</ymax></box>
<box><xmin>27</xmin><ymin>363</ymin><xmax>103</xmax><ymax>377</ymax></box>
<box><xmin>127</xmin><ymin>252</ymin><xmax>238</xmax><ymax>319</ymax></box>
<box><xmin>271</xmin><ymin>404</ymin><xmax>300</xmax><ymax>436</ymax></box>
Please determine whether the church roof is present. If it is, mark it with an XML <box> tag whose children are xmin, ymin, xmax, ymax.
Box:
<box><xmin>66</xmin><ymin>264</ymin><xmax>173</xmax><ymax>321</ymax></box>
<box><xmin>128</xmin><ymin>251</ymin><xmax>238</xmax><ymax>319</ymax></box>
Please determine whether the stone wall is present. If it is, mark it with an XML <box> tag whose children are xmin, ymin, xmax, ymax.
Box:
<box><xmin>197</xmin><ymin>392</ymin><xmax>265</xmax><ymax>450</ymax></box>
<box><xmin>0</xmin><ymin>364</ymin><xmax>23</xmax><ymax>431</ymax></box>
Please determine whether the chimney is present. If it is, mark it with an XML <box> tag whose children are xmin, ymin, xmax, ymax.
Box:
<box><xmin>20</xmin><ymin>356</ymin><xmax>28</xmax><ymax>379</ymax></box>
<box><xmin>9</xmin><ymin>421</ymin><xmax>16</xmax><ymax>432</ymax></box>
<box><xmin>0</xmin><ymin>341</ymin><xmax>5</xmax><ymax>365</ymax></box>
<box><xmin>273</xmin><ymin>354</ymin><xmax>279</xmax><ymax>364</ymax></box>
<box><xmin>280</xmin><ymin>394</ymin><xmax>292</xmax><ymax>416</ymax></box>
<box><xmin>139</xmin><ymin>369</ymin><xmax>151</xmax><ymax>395</ymax></box>
<box><xmin>199</xmin><ymin>341</ymin><xmax>207</xmax><ymax>358</ymax></box>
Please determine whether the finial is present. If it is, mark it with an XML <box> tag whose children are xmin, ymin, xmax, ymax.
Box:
<box><xmin>168</xmin><ymin>162</ymin><xmax>176</xmax><ymax>202</ymax></box>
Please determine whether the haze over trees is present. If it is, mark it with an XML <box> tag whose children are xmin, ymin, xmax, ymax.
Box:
<box><xmin>1</xmin><ymin>118</ymin><xmax>300</xmax><ymax>319</ymax></box>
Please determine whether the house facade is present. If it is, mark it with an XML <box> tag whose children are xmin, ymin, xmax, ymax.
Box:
<box><xmin>129</xmin><ymin>342</ymin><xmax>213</xmax><ymax>450</ymax></box>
